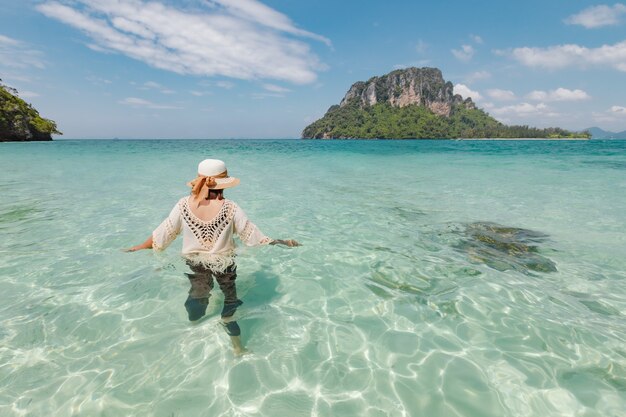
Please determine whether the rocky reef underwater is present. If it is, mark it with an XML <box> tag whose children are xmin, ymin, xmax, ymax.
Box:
<box><xmin>364</xmin><ymin>219</ymin><xmax>558</xmax><ymax>302</ymax></box>
<box><xmin>453</xmin><ymin>221</ymin><xmax>557</xmax><ymax>274</ymax></box>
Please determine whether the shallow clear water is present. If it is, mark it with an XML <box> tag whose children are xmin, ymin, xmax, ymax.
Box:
<box><xmin>1</xmin><ymin>139</ymin><xmax>625</xmax><ymax>417</ymax></box>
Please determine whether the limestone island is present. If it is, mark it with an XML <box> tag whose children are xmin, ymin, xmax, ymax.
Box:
<box><xmin>1</xmin><ymin>80</ymin><xmax>61</xmax><ymax>142</ymax></box>
<box><xmin>302</xmin><ymin>67</ymin><xmax>590</xmax><ymax>140</ymax></box>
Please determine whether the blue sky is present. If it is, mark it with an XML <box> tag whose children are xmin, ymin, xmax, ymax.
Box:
<box><xmin>1</xmin><ymin>0</ymin><xmax>626</xmax><ymax>138</ymax></box>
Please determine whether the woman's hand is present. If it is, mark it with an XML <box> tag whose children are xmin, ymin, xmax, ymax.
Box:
<box><xmin>271</xmin><ymin>239</ymin><xmax>301</xmax><ymax>247</ymax></box>
<box><xmin>124</xmin><ymin>236</ymin><xmax>153</xmax><ymax>252</ymax></box>
<box><xmin>124</xmin><ymin>245</ymin><xmax>145</xmax><ymax>252</ymax></box>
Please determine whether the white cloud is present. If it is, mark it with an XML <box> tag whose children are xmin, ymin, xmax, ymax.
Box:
<box><xmin>486</xmin><ymin>89</ymin><xmax>516</xmax><ymax>101</ymax></box>
<box><xmin>86</xmin><ymin>75</ymin><xmax>112</xmax><ymax>85</ymax></box>
<box><xmin>208</xmin><ymin>0</ymin><xmax>331</xmax><ymax>46</ymax></box>
<box><xmin>415</xmin><ymin>39</ymin><xmax>428</xmax><ymax>53</ymax></box>
<box><xmin>490</xmin><ymin>102</ymin><xmax>553</xmax><ymax>117</ymax></box>
<box><xmin>17</xmin><ymin>91</ymin><xmax>40</xmax><ymax>99</ymax></box>
<box><xmin>451</xmin><ymin>44</ymin><xmax>475</xmax><ymax>62</ymax></box>
<box><xmin>1</xmin><ymin>74</ymin><xmax>34</xmax><ymax>84</ymax></box>
<box><xmin>470</xmin><ymin>34</ymin><xmax>483</xmax><ymax>44</ymax></box>
<box><xmin>466</xmin><ymin>70</ymin><xmax>491</xmax><ymax>82</ymax></box>
<box><xmin>141</xmin><ymin>81</ymin><xmax>175</xmax><ymax>94</ymax></box>
<box><xmin>610</xmin><ymin>105</ymin><xmax>626</xmax><ymax>114</ymax></box>
<box><xmin>453</xmin><ymin>83</ymin><xmax>482</xmax><ymax>100</ymax></box>
<box><xmin>393</xmin><ymin>59</ymin><xmax>431</xmax><ymax>70</ymax></box>
<box><xmin>262</xmin><ymin>83</ymin><xmax>291</xmax><ymax>93</ymax></box>
<box><xmin>189</xmin><ymin>90</ymin><xmax>211</xmax><ymax>97</ymax></box>
<box><xmin>0</xmin><ymin>34</ymin><xmax>20</xmax><ymax>46</ymax></box>
<box><xmin>37</xmin><ymin>0</ymin><xmax>328</xmax><ymax>84</ymax></box>
<box><xmin>525</xmin><ymin>91</ymin><xmax>549</xmax><ymax>101</ymax></box>
<box><xmin>143</xmin><ymin>81</ymin><xmax>162</xmax><ymax>89</ymax></box>
<box><xmin>119</xmin><ymin>97</ymin><xmax>181</xmax><ymax>109</ymax></box>
<box><xmin>564</xmin><ymin>4</ymin><xmax>626</xmax><ymax>28</ymax></box>
<box><xmin>592</xmin><ymin>111</ymin><xmax>617</xmax><ymax>123</ymax></box>
<box><xmin>0</xmin><ymin>34</ymin><xmax>46</xmax><ymax>69</ymax></box>
<box><xmin>216</xmin><ymin>81</ymin><xmax>235</xmax><ymax>89</ymax></box>
<box><xmin>593</xmin><ymin>106</ymin><xmax>626</xmax><ymax>124</ymax></box>
<box><xmin>526</xmin><ymin>88</ymin><xmax>590</xmax><ymax>102</ymax></box>
<box><xmin>505</xmin><ymin>40</ymin><xmax>626</xmax><ymax>72</ymax></box>
<box><xmin>199</xmin><ymin>80</ymin><xmax>236</xmax><ymax>89</ymax></box>
<box><xmin>251</xmin><ymin>92</ymin><xmax>284</xmax><ymax>99</ymax></box>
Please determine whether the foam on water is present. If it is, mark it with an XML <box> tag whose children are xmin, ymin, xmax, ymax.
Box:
<box><xmin>1</xmin><ymin>139</ymin><xmax>625</xmax><ymax>416</ymax></box>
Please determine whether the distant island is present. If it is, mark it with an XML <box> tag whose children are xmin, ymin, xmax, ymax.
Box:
<box><xmin>585</xmin><ymin>127</ymin><xmax>626</xmax><ymax>139</ymax></box>
<box><xmin>302</xmin><ymin>67</ymin><xmax>590</xmax><ymax>140</ymax></box>
<box><xmin>1</xmin><ymin>80</ymin><xmax>61</xmax><ymax>142</ymax></box>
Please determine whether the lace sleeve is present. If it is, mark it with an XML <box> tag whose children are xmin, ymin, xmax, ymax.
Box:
<box><xmin>233</xmin><ymin>204</ymin><xmax>272</xmax><ymax>247</ymax></box>
<box><xmin>152</xmin><ymin>200</ymin><xmax>183</xmax><ymax>251</ymax></box>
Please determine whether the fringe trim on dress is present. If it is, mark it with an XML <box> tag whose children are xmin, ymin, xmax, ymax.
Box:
<box><xmin>184</xmin><ymin>251</ymin><xmax>236</xmax><ymax>273</ymax></box>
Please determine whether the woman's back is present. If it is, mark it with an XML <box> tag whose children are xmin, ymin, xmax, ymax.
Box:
<box><xmin>188</xmin><ymin>195</ymin><xmax>225</xmax><ymax>222</ymax></box>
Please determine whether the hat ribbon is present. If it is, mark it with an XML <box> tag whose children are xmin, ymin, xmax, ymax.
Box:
<box><xmin>189</xmin><ymin>171</ymin><xmax>228</xmax><ymax>195</ymax></box>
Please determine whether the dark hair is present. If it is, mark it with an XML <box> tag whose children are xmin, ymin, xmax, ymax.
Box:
<box><xmin>206</xmin><ymin>189</ymin><xmax>224</xmax><ymax>200</ymax></box>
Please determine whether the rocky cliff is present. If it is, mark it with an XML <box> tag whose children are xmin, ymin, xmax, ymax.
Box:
<box><xmin>0</xmin><ymin>81</ymin><xmax>60</xmax><ymax>142</ymax></box>
<box><xmin>338</xmin><ymin>67</ymin><xmax>474</xmax><ymax>116</ymax></box>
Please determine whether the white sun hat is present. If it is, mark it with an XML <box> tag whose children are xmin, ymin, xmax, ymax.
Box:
<box><xmin>188</xmin><ymin>159</ymin><xmax>240</xmax><ymax>192</ymax></box>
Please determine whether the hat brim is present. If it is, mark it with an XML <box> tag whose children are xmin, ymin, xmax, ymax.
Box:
<box><xmin>208</xmin><ymin>177</ymin><xmax>240</xmax><ymax>190</ymax></box>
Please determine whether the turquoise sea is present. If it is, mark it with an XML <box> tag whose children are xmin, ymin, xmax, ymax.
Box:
<box><xmin>1</xmin><ymin>139</ymin><xmax>625</xmax><ymax>417</ymax></box>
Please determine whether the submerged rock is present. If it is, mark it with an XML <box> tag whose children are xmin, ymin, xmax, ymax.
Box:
<box><xmin>455</xmin><ymin>222</ymin><xmax>557</xmax><ymax>274</ymax></box>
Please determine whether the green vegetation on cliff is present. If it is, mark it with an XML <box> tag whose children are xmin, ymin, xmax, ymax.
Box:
<box><xmin>1</xmin><ymin>80</ymin><xmax>61</xmax><ymax>142</ymax></box>
<box><xmin>302</xmin><ymin>102</ymin><xmax>589</xmax><ymax>139</ymax></box>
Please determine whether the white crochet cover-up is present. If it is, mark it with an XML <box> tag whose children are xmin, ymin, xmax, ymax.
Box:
<box><xmin>152</xmin><ymin>196</ymin><xmax>272</xmax><ymax>271</ymax></box>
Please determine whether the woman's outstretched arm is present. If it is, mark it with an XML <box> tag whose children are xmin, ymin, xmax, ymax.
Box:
<box><xmin>233</xmin><ymin>203</ymin><xmax>300</xmax><ymax>248</ymax></box>
<box><xmin>126</xmin><ymin>200</ymin><xmax>183</xmax><ymax>252</ymax></box>
<box><xmin>270</xmin><ymin>239</ymin><xmax>300</xmax><ymax>247</ymax></box>
<box><xmin>125</xmin><ymin>235</ymin><xmax>153</xmax><ymax>252</ymax></box>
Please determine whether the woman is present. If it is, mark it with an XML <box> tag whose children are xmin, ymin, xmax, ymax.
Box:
<box><xmin>126</xmin><ymin>159</ymin><xmax>299</xmax><ymax>355</ymax></box>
